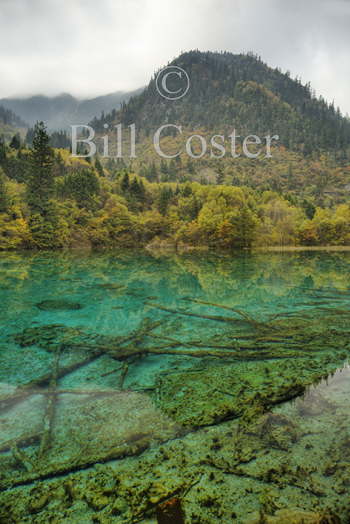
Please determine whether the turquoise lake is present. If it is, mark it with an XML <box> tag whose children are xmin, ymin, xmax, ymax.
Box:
<box><xmin>0</xmin><ymin>250</ymin><xmax>349</xmax><ymax>523</ymax></box>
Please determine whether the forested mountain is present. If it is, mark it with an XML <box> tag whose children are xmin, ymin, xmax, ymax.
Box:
<box><xmin>0</xmin><ymin>89</ymin><xmax>143</xmax><ymax>130</ymax></box>
<box><xmin>0</xmin><ymin>105</ymin><xmax>26</xmax><ymax>128</ymax></box>
<box><xmin>1</xmin><ymin>52</ymin><xmax>350</xmax><ymax>251</ymax></box>
<box><xmin>96</xmin><ymin>50</ymin><xmax>350</xmax><ymax>159</ymax></box>
<box><xmin>0</xmin><ymin>105</ymin><xmax>27</xmax><ymax>143</ymax></box>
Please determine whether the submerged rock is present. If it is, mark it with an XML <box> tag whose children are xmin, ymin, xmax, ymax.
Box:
<box><xmin>155</xmin><ymin>357</ymin><xmax>340</xmax><ymax>427</ymax></box>
<box><xmin>246</xmin><ymin>509</ymin><xmax>341</xmax><ymax>524</ymax></box>
<box><xmin>36</xmin><ymin>299</ymin><xmax>83</xmax><ymax>311</ymax></box>
<box><xmin>156</xmin><ymin>497</ymin><xmax>185</xmax><ymax>524</ymax></box>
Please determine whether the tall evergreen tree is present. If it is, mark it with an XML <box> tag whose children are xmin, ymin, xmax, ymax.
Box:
<box><xmin>158</xmin><ymin>187</ymin><xmax>173</xmax><ymax>216</ymax></box>
<box><xmin>0</xmin><ymin>136</ymin><xmax>6</xmax><ymax>166</ymax></box>
<box><xmin>27</xmin><ymin>121</ymin><xmax>54</xmax><ymax>216</ymax></box>
<box><xmin>61</xmin><ymin>169</ymin><xmax>100</xmax><ymax>210</ymax></box>
<box><xmin>121</xmin><ymin>173</ymin><xmax>130</xmax><ymax>192</ymax></box>
<box><xmin>129</xmin><ymin>177</ymin><xmax>147</xmax><ymax>206</ymax></box>
<box><xmin>9</xmin><ymin>133</ymin><xmax>21</xmax><ymax>150</ymax></box>
<box><xmin>95</xmin><ymin>155</ymin><xmax>105</xmax><ymax>177</ymax></box>
<box><xmin>216</xmin><ymin>167</ymin><xmax>225</xmax><ymax>185</ymax></box>
<box><xmin>0</xmin><ymin>168</ymin><xmax>9</xmax><ymax>213</ymax></box>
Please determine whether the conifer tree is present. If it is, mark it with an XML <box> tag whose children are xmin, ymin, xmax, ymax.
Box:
<box><xmin>0</xmin><ymin>136</ymin><xmax>6</xmax><ymax>166</ymax></box>
<box><xmin>9</xmin><ymin>133</ymin><xmax>21</xmax><ymax>150</ymax></box>
<box><xmin>129</xmin><ymin>177</ymin><xmax>147</xmax><ymax>206</ymax></box>
<box><xmin>95</xmin><ymin>155</ymin><xmax>104</xmax><ymax>177</ymax></box>
<box><xmin>216</xmin><ymin>167</ymin><xmax>225</xmax><ymax>185</ymax></box>
<box><xmin>121</xmin><ymin>173</ymin><xmax>130</xmax><ymax>192</ymax></box>
<box><xmin>158</xmin><ymin>187</ymin><xmax>173</xmax><ymax>216</ymax></box>
<box><xmin>0</xmin><ymin>168</ymin><xmax>9</xmax><ymax>213</ymax></box>
<box><xmin>130</xmin><ymin>177</ymin><xmax>140</xmax><ymax>196</ymax></box>
<box><xmin>27</xmin><ymin>121</ymin><xmax>54</xmax><ymax>216</ymax></box>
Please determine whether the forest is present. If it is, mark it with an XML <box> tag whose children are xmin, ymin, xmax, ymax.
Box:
<box><xmin>1</xmin><ymin>121</ymin><xmax>350</xmax><ymax>251</ymax></box>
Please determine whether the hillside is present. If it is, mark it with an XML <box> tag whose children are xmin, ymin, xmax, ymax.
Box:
<box><xmin>86</xmin><ymin>51</ymin><xmax>350</xmax><ymax>199</ymax></box>
<box><xmin>110</xmin><ymin>50</ymin><xmax>350</xmax><ymax>157</ymax></box>
<box><xmin>1</xmin><ymin>121</ymin><xmax>350</xmax><ymax>251</ymax></box>
<box><xmin>0</xmin><ymin>88</ymin><xmax>144</xmax><ymax>131</ymax></box>
<box><xmin>1</xmin><ymin>52</ymin><xmax>350</xmax><ymax>251</ymax></box>
<box><xmin>0</xmin><ymin>105</ymin><xmax>27</xmax><ymax>140</ymax></box>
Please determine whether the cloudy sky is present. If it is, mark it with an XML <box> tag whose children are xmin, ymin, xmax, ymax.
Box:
<box><xmin>0</xmin><ymin>0</ymin><xmax>350</xmax><ymax>113</ymax></box>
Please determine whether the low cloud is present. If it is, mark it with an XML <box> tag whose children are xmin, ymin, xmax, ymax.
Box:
<box><xmin>0</xmin><ymin>0</ymin><xmax>349</xmax><ymax>114</ymax></box>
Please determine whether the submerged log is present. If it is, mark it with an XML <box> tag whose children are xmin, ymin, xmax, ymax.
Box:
<box><xmin>38</xmin><ymin>348</ymin><xmax>61</xmax><ymax>458</ymax></box>
<box><xmin>1</xmin><ymin>319</ymin><xmax>163</xmax><ymax>413</ymax></box>
<box><xmin>181</xmin><ymin>297</ymin><xmax>271</xmax><ymax>330</ymax></box>
<box><xmin>0</xmin><ymin>432</ymin><xmax>42</xmax><ymax>454</ymax></box>
<box><xmin>11</xmin><ymin>444</ymin><xmax>36</xmax><ymax>472</ymax></box>
<box><xmin>0</xmin><ymin>351</ymin><xmax>103</xmax><ymax>414</ymax></box>
<box><xmin>118</xmin><ymin>362</ymin><xmax>129</xmax><ymax>389</ymax></box>
<box><xmin>146</xmin><ymin>302</ymin><xmax>242</xmax><ymax>324</ymax></box>
<box><xmin>1</xmin><ymin>433</ymin><xmax>152</xmax><ymax>490</ymax></box>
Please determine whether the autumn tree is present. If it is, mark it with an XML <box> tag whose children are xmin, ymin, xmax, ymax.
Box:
<box><xmin>230</xmin><ymin>206</ymin><xmax>258</xmax><ymax>248</ymax></box>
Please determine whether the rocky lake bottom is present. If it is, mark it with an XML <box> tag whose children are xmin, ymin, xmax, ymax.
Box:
<box><xmin>0</xmin><ymin>249</ymin><xmax>349</xmax><ymax>523</ymax></box>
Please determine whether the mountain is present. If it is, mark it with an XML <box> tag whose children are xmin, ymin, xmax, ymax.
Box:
<box><xmin>2</xmin><ymin>51</ymin><xmax>350</xmax><ymax>251</ymax></box>
<box><xmin>95</xmin><ymin>50</ymin><xmax>350</xmax><ymax>159</ymax></box>
<box><xmin>0</xmin><ymin>105</ymin><xmax>27</xmax><ymax>140</ymax></box>
<box><xmin>0</xmin><ymin>88</ymin><xmax>144</xmax><ymax>131</ymax></box>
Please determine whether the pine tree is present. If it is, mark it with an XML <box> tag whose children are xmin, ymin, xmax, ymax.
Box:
<box><xmin>0</xmin><ymin>168</ymin><xmax>9</xmax><ymax>213</ymax></box>
<box><xmin>138</xmin><ymin>180</ymin><xmax>146</xmax><ymax>203</ymax></box>
<box><xmin>95</xmin><ymin>155</ymin><xmax>104</xmax><ymax>177</ymax></box>
<box><xmin>186</xmin><ymin>158</ymin><xmax>195</xmax><ymax>174</ymax></box>
<box><xmin>130</xmin><ymin>177</ymin><xmax>140</xmax><ymax>195</ymax></box>
<box><xmin>25</xmin><ymin>128</ymin><xmax>35</xmax><ymax>146</ymax></box>
<box><xmin>216</xmin><ymin>167</ymin><xmax>225</xmax><ymax>185</ymax></box>
<box><xmin>62</xmin><ymin>169</ymin><xmax>100</xmax><ymax>210</ymax></box>
<box><xmin>27</xmin><ymin>121</ymin><xmax>54</xmax><ymax>216</ymax></box>
<box><xmin>302</xmin><ymin>199</ymin><xmax>316</xmax><ymax>220</ymax></box>
<box><xmin>9</xmin><ymin>133</ymin><xmax>21</xmax><ymax>150</ymax></box>
<box><xmin>160</xmin><ymin>159</ymin><xmax>168</xmax><ymax>174</ymax></box>
<box><xmin>129</xmin><ymin>178</ymin><xmax>147</xmax><ymax>205</ymax></box>
<box><xmin>158</xmin><ymin>187</ymin><xmax>173</xmax><ymax>216</ymax></box>
<box><xmin>121</xmin><ymin>173</ymin><xmax>130</xmax><ymax>192</ymax></box>
<box><xmin>0</xmin><ymin>136</ymin><xmax>6</xmax><ymax>166</ymax></box>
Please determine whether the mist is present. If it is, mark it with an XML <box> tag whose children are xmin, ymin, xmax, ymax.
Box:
<box><xmin>1</xmin><ymin>0</ymin><xmax>349</xmax><ymax>113</ymax></box>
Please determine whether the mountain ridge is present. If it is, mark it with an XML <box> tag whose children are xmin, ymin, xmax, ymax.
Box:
<box><xmin>0</xmin><ymin>88</ymin><xmax>144</xmax><ymax>131</ymax></box>
<box><xmin>91</xmin><ymin>50</ymin><xmax>350</xmax><ymax>161</ymax></box>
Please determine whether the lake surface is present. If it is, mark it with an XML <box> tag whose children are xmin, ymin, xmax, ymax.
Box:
<box><xmin>0</xmin><ymin>250</ymin><xmax>349</xmax><ymax>523</ymax></box>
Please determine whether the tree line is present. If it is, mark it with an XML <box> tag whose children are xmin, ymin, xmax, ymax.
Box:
<box><xmin>1</xmin><ymin>122</ymin><xmax>350</xmax><ymax>250</ymax></box>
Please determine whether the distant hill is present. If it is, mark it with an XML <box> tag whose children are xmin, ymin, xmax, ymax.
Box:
<box><xmin>0</xmin><ymin>105</ymin><xmax>26</xmax><ymax>127</ymax></box>
<box><xmin>94</xmin><ymin>50</ymin><xmax>350</xmax><ymax>159</ymax></box>
<box><xmin>0</xmin><ymin>88</ymin><xmax>144</xmax><ymax>131</ymax></box>
<box><xmin>0</xmin><ymin>105</ymin><xmax>27</xmax><ymax>140</ymax></box>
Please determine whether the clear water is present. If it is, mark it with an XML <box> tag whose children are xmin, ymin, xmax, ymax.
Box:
<box><xmin>0</xmin><ymin>249</ymin><xmax>350</xmax><ymax>522</ymax></box>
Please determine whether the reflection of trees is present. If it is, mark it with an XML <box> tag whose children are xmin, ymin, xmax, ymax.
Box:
<box><xmin>2</xmin><ymin>251</ymin><xmax>350</xmax><ymax>327</ymax></box>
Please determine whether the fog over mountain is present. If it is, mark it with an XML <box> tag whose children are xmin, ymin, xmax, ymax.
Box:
<box><xmin>1</xmin><ymin>0</ymin><xmax>350</xmax><ymax>113</ymax></box>
<box><xmin>0</xmin><ymin>89</ymin><xmax>144</xmax><ymax>130</ymax></box>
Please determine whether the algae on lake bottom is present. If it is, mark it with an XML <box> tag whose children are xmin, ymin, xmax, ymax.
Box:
<box><xmin>0</xmin><ymin>250</ymin><xmax>350</xmax><ymax>522</ymax></box>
